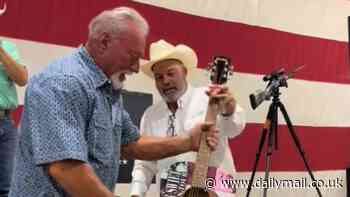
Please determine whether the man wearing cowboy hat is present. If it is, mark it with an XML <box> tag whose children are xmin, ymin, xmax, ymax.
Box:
<box><xmin>0</xmin><ymin>39</ymin><xmax>27</xmax><ymax>197</ymax></box>
<box><xmin>130</xmin><ymin>40</ymin><xmax>246</xmax><ymax>197</ymax></box>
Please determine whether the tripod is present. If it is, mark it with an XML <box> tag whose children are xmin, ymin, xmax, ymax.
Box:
<box><xmin>246</xmin><ymin>87</ymin><xmax>322</xmax><ymax>197</ymax></box>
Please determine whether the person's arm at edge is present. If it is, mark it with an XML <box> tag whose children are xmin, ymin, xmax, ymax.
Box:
<box><xmin>0</xmin><ymin>46</ymin><xmax>28</xmax><ymax>86</ymax></box>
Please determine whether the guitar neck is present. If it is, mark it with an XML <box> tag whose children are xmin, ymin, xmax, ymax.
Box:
<box><xmin>191</xmin><ymin>99</ymin><xmax>219</xmax><ymax>188</ymax></box>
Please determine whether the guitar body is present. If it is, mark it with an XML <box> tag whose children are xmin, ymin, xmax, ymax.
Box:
<box><xmin>160</xmin><ymin>161</ymin><xmax>235</xmax><ymax>197</ymax></box>
<box><xmin>182</xmin><ymin>187</ymin><xmax>216</xmax><ymax>197</ymax></box>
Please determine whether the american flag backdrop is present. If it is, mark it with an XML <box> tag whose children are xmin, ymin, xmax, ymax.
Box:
<box><xmin>1</xmin><ymin>0</ymin><xmax>350</xmax><ymax>196</ymax></box>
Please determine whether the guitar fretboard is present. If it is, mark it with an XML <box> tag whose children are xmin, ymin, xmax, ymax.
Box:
<box><xmin>191</xmin><ymin>101</ymin><xmax>219</xmax><ymax>188</ymax></box>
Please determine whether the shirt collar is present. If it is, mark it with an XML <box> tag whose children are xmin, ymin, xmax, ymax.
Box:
<box><xmin>78</xmin><ymin>46</ymin><xmax>110</xmax><ymax>89</ymax></box>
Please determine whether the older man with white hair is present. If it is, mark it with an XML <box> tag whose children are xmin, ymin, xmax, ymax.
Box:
<box><xmin>9</xmin><ymin>7</ymin><xmax>220</xmax><ymax>197</ymax></box>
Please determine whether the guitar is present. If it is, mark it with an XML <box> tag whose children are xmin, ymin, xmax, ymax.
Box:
<box><xmin>160</xmin><ymin>56</ymin><xmax>234</xmax><ymax>197</ymax></box>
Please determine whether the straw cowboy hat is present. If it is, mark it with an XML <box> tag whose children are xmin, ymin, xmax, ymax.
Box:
<box><xmin>141</xmin><ymin>40</ymin><xmax>198</xmax><ymax>78</ymax></box>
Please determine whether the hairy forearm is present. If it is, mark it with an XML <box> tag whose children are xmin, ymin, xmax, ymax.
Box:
<box><xmin>47</xmin><ymin>160</ymin><xmax>115</xmax><ymax>197</ymax></box>
<box><xmin>0</xmin><ymin>47</ymin><xmax>28</xmax><ymax>86</ymax></box>
<box><xmin>123</xmin><ymin>136</ymin><xmax>192</xmax><ymax>160</ymax></box>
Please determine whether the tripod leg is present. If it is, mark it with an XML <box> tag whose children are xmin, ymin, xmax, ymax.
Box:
<box><xmin>246</xmin><ymin>104</ymin><xmax>275</xmax><ymax>197</ymax></box>
<box><xmin>277</xmin><ymin>102</ymin><xmax>323</xmax><ymax>197</ymax></box>
<box><xmin>245</xmin><ymin>127</ymin><xmax>268</xmax><ymax>197</ymax></box>
<box><xmin>263</xmin><ymin>103</ymin><xmax>278</xmax><ymax>197</ymax></box>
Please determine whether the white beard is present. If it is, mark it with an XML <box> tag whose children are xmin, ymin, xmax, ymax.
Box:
<box><xmin>110</xmin><ymin>72</ymin><xmax>124</xmax><ymax>90</ymax></box>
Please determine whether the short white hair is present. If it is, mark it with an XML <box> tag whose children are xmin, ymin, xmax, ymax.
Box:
<box><xmin>88</xmin><ymin>7</ymin><xmax>149</xmax><ymax>40</ymax></box>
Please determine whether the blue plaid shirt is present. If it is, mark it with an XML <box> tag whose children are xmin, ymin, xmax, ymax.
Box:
<box><xmin>9</xmin><ymin>47</ymin><xmax>140</xmax><ymax>197</ymax></box>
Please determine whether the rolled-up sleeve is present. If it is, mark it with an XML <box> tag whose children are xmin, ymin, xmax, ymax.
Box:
<box><xmin>26</xmin><ymin>75</ymin><xmax>89</xmax><ymax>165</ymax></box>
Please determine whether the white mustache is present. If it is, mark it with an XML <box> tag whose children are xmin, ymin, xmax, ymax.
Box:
<box><xmin>0</xmin><ymin>2</ymin><xmax>7</xmax><ymax>16</ymax></box>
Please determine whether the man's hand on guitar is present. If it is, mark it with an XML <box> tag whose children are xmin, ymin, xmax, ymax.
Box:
<box><xmin>189</xmin><ymin>122</ymin><xmax>219</xmax><ymax>151</ymax></box>
<box><xmin>206</xmin><ymin>85</ymin><xmax>236</xmax><ymax>116</ymax></box>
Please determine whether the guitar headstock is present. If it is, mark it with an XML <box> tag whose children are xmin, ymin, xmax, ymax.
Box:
<box><xmin>208</xmin><ymin>56</ymin><xmax>233</xmax><ymax>85</ymax></box>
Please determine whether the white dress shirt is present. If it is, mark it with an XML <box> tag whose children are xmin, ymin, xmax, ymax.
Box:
<box><xmin>130</xmin><ymin>85</ymin><xmax>246</xmax><ymax>196</ymax></box>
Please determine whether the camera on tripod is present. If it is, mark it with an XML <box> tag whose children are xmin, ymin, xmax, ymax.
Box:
<box><xmin>245</xmin><ymin>65</ymin><xmax>322</xmax><ymax>197</ymax></box>
<box><xmin>249</xmin><ymin>66</ymin><xmax>304</xmax><ymax>110</ymax></box>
